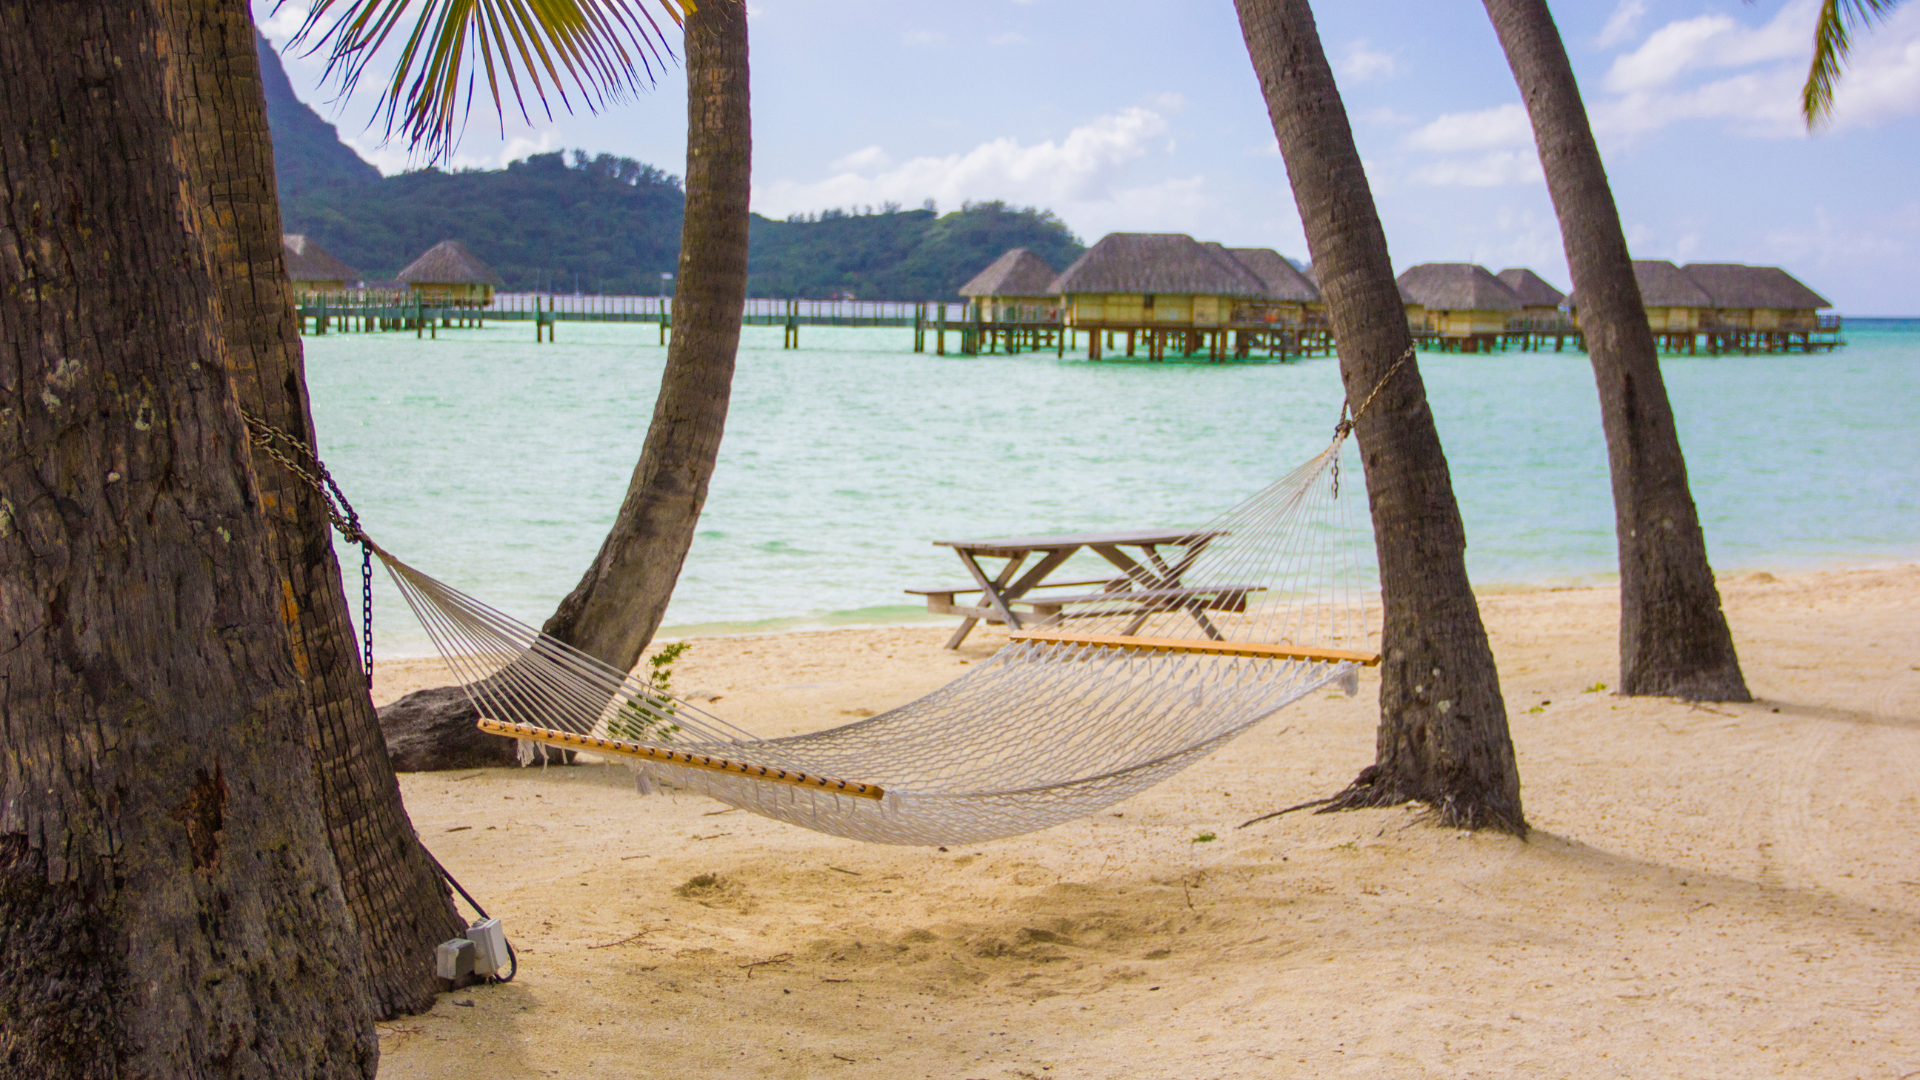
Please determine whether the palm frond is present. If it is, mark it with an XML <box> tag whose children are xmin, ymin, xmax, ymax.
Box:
<box><xmin>1802</xmin><ymin>0</ymin><xmax>1902</xmax><ymax>127</ymax></box>
<box><xmin>285</xmin><ymin>0</ymin><xmax>692</xmax><ymax>160</ymax></box>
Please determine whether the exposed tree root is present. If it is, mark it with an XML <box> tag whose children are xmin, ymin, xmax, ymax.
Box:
<box><xmin>1240</xmin><ymin>764</ymin><xmax>1530</xmax><ymax>838</ymax></box>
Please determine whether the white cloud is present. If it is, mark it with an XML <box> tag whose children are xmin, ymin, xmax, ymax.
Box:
<box><xmin>990</xmin><ymin>32</ymin><xmax>1031</xmax><ymax>47</ymax></box>
<box><xmin>753</xmin><ymin>107</ymin><xmax>1214</xmax><ymax>237</ymax></box>
<box><xmin>1409</xmin><ymin>149</ymin><xmax>1544</xmax><ymax>187</ymax></box>
<box><xmin>1584</xmin><ymin>0</ymin><xmax>1920</xmax><ymax>137</ymax></box>
<box><xmin>756</xmin><ymin>106</ymin><xmax>1170</xmax><ymax>213</ymax></box>
<box><xmin>830</xmin><ymin>146</ymin><xmax>892</xmax><ymax>172</ymax></box>
<box><xmin>1597</xmin><ymin>0</ymin><xmax>1648</xmax><ymax>49</ymax></box>
<box><xmin>1406</xmin><ymin>103</ymin><xmax>1534</xmax><ymax>152</ymax></box>
<box><xmin>1823</xmin><ymin>6</ymin><xmax>1920</xmax><ymax>128</ymax></box>
<box><xmin>902</xmin><ymin>29</ymin><xmax>945</xmax><ymax>46</ymax></box>
<box><xmin>1336</xmin><ymin>40</ymin><xmax>1396</xmax><ymax>83</ymax></box>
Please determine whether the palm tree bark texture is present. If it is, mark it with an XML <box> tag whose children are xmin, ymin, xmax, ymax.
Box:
<box><xmin>158</xmin><ymin>0</ymin><xmax>468</xmax><ymax>1018</ymax></box>
<box><xmin>0</xmin><ymin>0</ymin><xmax>376</xmax><ymax>1074</ymax></box>
<box><xmin>539</xmin><ymin>0</ymin><xmax>752</xmax><ymax>671</ymax></box>
<box><xmin>1235</xmin><ymin>0</ymin><xmax>1526</xmax><ymax>834</ymax></box>
<box><xmin>1482</xmin><ymin>0</ymin><xmax>1751</xmax><ymax>702</ymax></box>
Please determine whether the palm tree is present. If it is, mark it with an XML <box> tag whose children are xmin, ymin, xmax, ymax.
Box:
<box><xmin>1800</xmin><ymin>0</ymin><xmax>1903</xmax><ymax>125</ymax></box>
<box><xmin>158</xmin><ymin>0</ymin><xmax>467</xmax><ymax>1017</ymax></box>
<box><xmin>1482</xmin><ymin>0</ymin><xmax>1751</xmax><ymax>702</ymax></box>
<box><xmin>1</xmin><ymin>1</ymin><xmax>376</xmax><ymax>1072</ymax></box>
<box><xmin>298</xmin><ymin>0</ymin><xmax>750</xmax><ymax>681</ymax></box>
<box><xmin>1234</xmin><ymin>0</ymin><xmax>1526</xmax><ymax>834</ymax></box>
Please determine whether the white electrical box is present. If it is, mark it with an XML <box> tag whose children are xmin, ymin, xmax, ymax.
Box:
<box><xmin>435</xmin><ymin>937</ymin><xmax>475</xmax><ymax>981</ymax></box>
<box><xmin>465</xmin><ymin>917</ymin><xmax>508</xmax><ymax>977</ymax></box>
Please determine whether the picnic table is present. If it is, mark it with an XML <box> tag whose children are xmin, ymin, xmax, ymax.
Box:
<box><xmin>907</xmin><ymin>527</ymin><xmax>1256</xmax><ymax>649</ymax></box>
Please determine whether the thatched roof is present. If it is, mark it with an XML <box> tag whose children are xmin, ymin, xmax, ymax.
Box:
<box><xmin>1228</xmin><ymin>248</ymin><xmax>1321</xmax><ymax>302</ymax></box>
<box><xmin>283</xmin><ymin>234</ymin><xmax>358</xmax><ymax>282</ymax></box>
<box><xmin>397</xmin><ymin>240</ymin><xmax>505</xmax><ymax>287</ymax></box>
<box><xmin>1395</xmin><ymin>263</ymin><xmax>1521</xmax><ymax>311</ymax></box>
<box><xmin>1631</xmin><ymin>260</ymin><xmax>1712</xmax><ymax>308</ymax></box>
<box><xmin>1495</xmin><ymin>267</ymin><xmax>1565</xmax><ymax>307</ymax></box>
<box><xmin>1051</xmin><ymin>233</ymin><xmax>1267</xmax><ymax>298</ymax></box>
<box><xmin>1680</xmin><ymin>263</ymin><xmax>1831</xmax><ymax>310</ymax></box>
<box><xmin>959</xmin><ymin>248</ymin><xmax>1058</xmax><ymax>297</ymax></box>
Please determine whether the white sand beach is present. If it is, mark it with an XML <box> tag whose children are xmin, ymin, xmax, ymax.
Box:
<box><xmin>369</xmin><ymin>563</ymin><xmax>1920</xmax><ymax>1078</ymax></box>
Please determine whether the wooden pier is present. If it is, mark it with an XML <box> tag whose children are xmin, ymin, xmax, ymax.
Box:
<box><xmin>291</xmin><ymin>292</ymin><xmax>1844</xmax><ymax>359</ymax></box>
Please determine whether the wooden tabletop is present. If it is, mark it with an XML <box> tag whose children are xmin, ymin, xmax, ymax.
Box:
<box><xmin>936</xmin><ymin>527</ymin><xmax>1219</xmax><ymax>554</ymax></box>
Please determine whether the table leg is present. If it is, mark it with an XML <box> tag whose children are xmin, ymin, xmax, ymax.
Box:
<box><xmin>947</xmin><ymin>551</ymin><xmax>1029</xmax><ymax>648</ymax></box>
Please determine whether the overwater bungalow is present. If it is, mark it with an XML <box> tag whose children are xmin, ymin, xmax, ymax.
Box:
<box><xmin>959</xmin><ymin>248</ymin><xmax>1059</xmax><ymax>323</ymax></box>
<box><xmin>1623</xmin><ymin>260</ymin><xmax>1715</xmax><ymax>335</ymax></box>
<box><xmin>1224</xmin><ymin>247</ymin><xmax>1322</xmax><ymax>328</ymax></box>
<box><xmin>1496</xmin><ymin>268</ymin><xmax>1568</xmax><ymax>327</ymax></box>
<box><xmin>282</xmin><ymin>234</ymin><xmax>359</xmax><ymax>297</ymax></box>
<box><xmin>1681</xmin><ymin>263</ymin><xmax>1832</xmax><ymax>333</ymax></box>
<box><xmin>1396</xmin><ymin>263</ymin><xmax>1521</xmax><ymax>351</ymax></box>
<box><xmin>397</xmin><ymin>240</ymin><xmax>505</xmax><ymax>308</ymax></box>
<box><xmin>1053</xmin><ymin>233</ymin><xmax>1271</xmax><ymax>359</ymax></box>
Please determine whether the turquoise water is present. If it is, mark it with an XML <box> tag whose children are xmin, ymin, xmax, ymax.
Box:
<box><xmin>302</xmin><ymin>319</ymin><xmax>1920</xmax><ymax>656</ymax></box>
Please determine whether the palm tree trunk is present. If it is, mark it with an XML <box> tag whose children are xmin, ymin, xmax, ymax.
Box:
<box><xmin>0</xmin><ymin>0</ymin><xmax>375</xmax><ymax>1073</ymax></box>
<box><xmin>539</xmin><ymin>0</ymin><xmax>751</xmax><ymax>669</ymax></box>
<box><xmin>1482</xmin><ymin>0</ymin><xmax>1751</xmax><ymax>702</ymax></box>
<box><xmin>1235</xmin><ymin>0</ymin><xmax>1525</xmax><ymax>833</ymax></box>
<box><xmin>159</xmin><ymin>0</ymin><xmax>466</xmax><ymax>1016</ymax></box>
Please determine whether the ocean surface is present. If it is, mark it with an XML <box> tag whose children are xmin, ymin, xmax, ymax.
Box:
<box><xmin>301</xmin><ymin>318</ymin><xmax>1920</xmax><ymax>656</ymax></box>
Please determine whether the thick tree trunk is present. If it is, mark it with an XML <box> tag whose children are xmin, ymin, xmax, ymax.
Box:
<box><xmin>0</xmin><ymin>1</ymin><xmax>376</xmax><ymax>1074</ymax></box>
<box><xmin>1482</xmin><ymin>0</ymin><xmax>1750</xmax><ymax>702</ymax></box>
<box><xmin>159</xmin><ymin>0</ymin><xmax>466</xmax><ymax>1017</ymax></box>
<box><xmin>538</xmin><ymin>0</ymin><xmax>751</xmax><ymax>670</ymax></box>
<box><xmin>1235</xmin><ymin>0</ymin><xmax>1525</xmax><ymax>834</ymax></box>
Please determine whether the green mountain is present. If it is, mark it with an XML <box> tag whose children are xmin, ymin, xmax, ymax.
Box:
<box><xmin>259</xmin><ymin>37</ymin><xmax>1083</xmax><ymax>297</ymax></box>
<box><xmin>256</xmin><ymin>31</ymin><xmax>381</xmax><ymax>198</ymax></box>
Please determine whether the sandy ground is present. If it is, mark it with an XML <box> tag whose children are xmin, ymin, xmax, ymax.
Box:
<box><xmin>369</xmin><ymin>564</ymin><xmax>1920</xmax><ymax>1079</ymax></box>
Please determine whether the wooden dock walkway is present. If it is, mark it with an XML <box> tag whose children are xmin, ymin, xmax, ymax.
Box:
<box><xmin>291</xmin><ymin>292</ymin><xmax>1845</xmax><ymax>358</ymax></box>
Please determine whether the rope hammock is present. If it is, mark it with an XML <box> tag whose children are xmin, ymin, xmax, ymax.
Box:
<box><xmin>249</xmin><ymin>384</ymin><xmax>1389</xmax><ymax>848</ymax></box>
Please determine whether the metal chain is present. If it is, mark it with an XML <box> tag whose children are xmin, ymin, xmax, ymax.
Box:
<box><xmin>1334</xmin><ymin>341</ymin><xmax>1415</xmax><ymax>439</ymax></box>
<box><xmin>1330</xmin><ymin>341</ymin><xmax>1416</xmax><ymax>499</ymax></box>
<box><xmin>240</xmin><ymin>411</ymin><xmax>375</xmax><ymax>686</ymax></box>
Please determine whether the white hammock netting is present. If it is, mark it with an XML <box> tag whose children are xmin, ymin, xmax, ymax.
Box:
<box><xmin>377</xmin><ymin>433</ymin><xmax>1377</xmax><ymax>846</ymax></box>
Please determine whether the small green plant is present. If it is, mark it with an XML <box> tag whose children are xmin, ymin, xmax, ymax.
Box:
<box><xmin>1192</xmin><ymin>832</ymin><xmax>1217</xmax><ymax>844</ymax></box>
<box><xmin>608</xmin><ymin>642</ymin><xmax>690</xmax><ymax>743</ymax></box>
<box><xmin>1584</xmin><ymin>682</ymin><xmax>1608</xmax><ymax>693</ymax></box>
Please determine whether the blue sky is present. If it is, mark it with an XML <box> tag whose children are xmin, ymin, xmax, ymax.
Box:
<box><xmin>258</xmin><ymin>0</ymin><xmax>1920</xmax><ymax>314</ymax></box>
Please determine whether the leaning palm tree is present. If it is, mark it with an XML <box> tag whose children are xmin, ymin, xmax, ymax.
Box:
<box><xmin>1483</xmin><ymin>0</ymin><xmax>1751</xmax><ymax>702</ymax></box>
<box><xmin>1799</xmin><ymin>0</ymin><xmax>1903</xmax><ymax>125</ymax></box>
<box><xmin>1234</xmin><ymin>0</ymin><xmax>1526</xmax><ymax>834</ymax></box>
<box><xmin>298</xmin><ymin>0</ymin><xmax>751</xmax><ymax>688</ymax></box>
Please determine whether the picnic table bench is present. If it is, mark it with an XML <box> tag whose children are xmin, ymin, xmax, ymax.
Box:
<box><xmin>909</xmin><ymin>527</ymin><xmax>1257</xmax><ymax>649</ymax></box>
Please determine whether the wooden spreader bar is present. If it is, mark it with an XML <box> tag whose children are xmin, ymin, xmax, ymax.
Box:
<box><xmin>476</xmin><ymin>719</ymin><xmax>887</xmax><ymax>801</ymax></box>
<box><xmin>1008</xmin><ymin>630</ymin><xmax>1381</xmax><ymax>667</ymax></box>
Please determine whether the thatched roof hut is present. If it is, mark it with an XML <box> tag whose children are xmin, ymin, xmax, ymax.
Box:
<box><xmin>1052</xmin><ymin>233</ymin><xmax>1270</xmax><ymax>330</ymax></box>
<box><xmin>1227</xmin><ymin>248</ymin><xmax>1321</xmax><ymax>303</ymax></box>
<box><xmin>1053</xmin><ymin>233</ymin><xmax>1268</xmax><ymax>298</ymax></box>
<box><xmin>1629</xmin><ymin>260</ymin><xmax>1712</xmax><ymax>308</ymax></box>
<box><xmin>282</xmin><ymin>234</ymin><xmax>358</xmax><ymax>290</ymax></box>
<box><xmin>1495</xmin><ymin>267</ymin><xmax>1565</xmax><ymax>309</ymax></box>
<box><xmin>1680</xmin><ymin>263</ymin><xmax>1830</xmax><ymax>311</ymax></box>
<box><xmin>1397</xmin><ymin>263</ymin><xmax>1522</xmax><ymax>312</ymax></box>
<box><xmin>398</xmin><ymin>240</ymin><xmax>505</xmax><ymax>287</ymax></box>
<box><xmin>959</xmin><ymin>248</ymin><xmax>1058</xmax><ymax>299</ymax></box>
<box><xmin>397</xmin><ymin>240</ymin><xmax>504</xmax><ymax>306</ymax></box>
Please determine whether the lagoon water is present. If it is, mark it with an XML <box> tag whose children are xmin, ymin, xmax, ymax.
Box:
<box><xmin>302</xmin><ymin>319</ymin><xmax>1919</xmax><ymax>656</ymax></box>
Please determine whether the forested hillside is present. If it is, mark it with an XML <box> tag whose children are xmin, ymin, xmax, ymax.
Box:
<box><xmin>260</xmin><ymin>37</ymin><xmax>1083</xmax><ymax>298</ymax></box>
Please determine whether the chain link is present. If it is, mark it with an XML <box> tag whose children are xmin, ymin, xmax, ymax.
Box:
<box><xmin>1330</xmin><ymin>341</ymin><xmax>1417</xmax><ymax>500</ymax></box>
<box><xmin>241</xmin><ymin>411</ymin><xmax>375</xmax><ymax>686</ymax></box>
